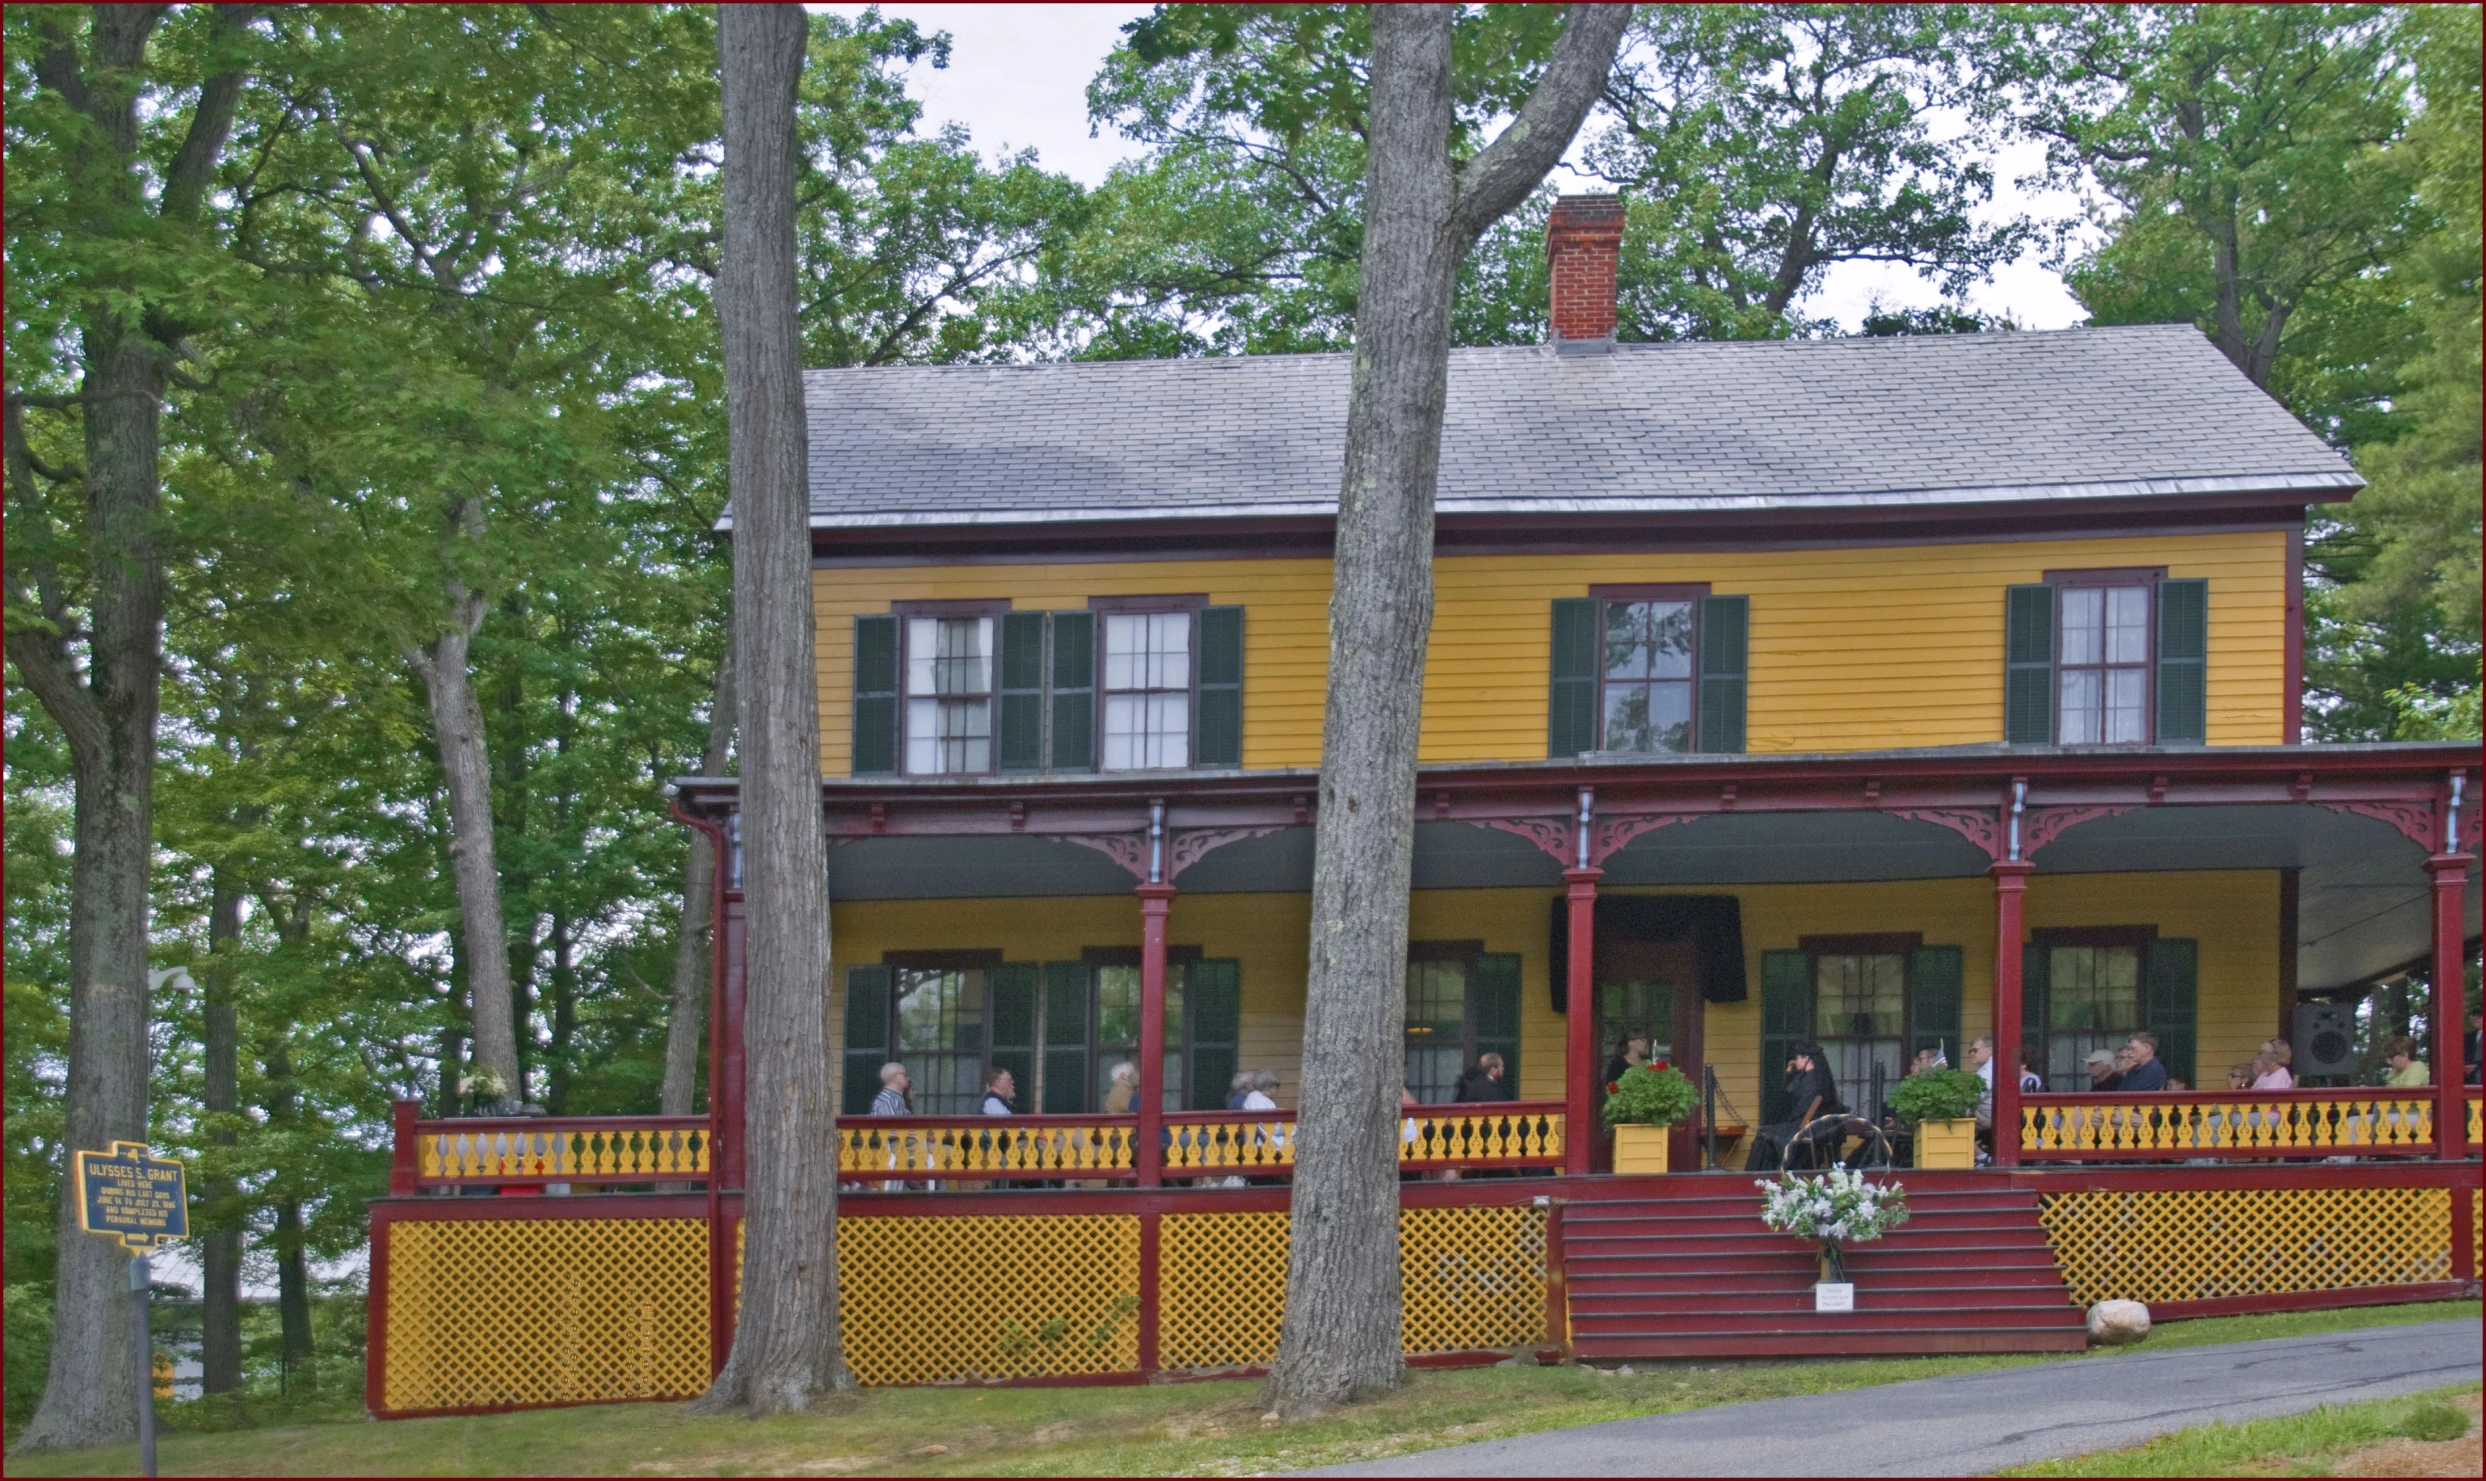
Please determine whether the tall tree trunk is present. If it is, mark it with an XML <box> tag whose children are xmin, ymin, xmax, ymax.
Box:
<box><xmin>548</xmin><ymin>913</ymin><xmax>577</xmax><ymax>1114</ymax></box>
<box><xmin>662</xmin><ymin>627</ymin><xmax>737</xmax><ymax>1115</ymax></box>
<box><xmin>272</xmin><ymin>1199</ymin><xmax>315</xmax><ymax>1387</ymax></box>
<box><xmin>1266</xmin><ymin>3</ymin><xmax>1626</xmax><ymax>1418</ymax></box>
<box><xmin>201</xmin><ymin>875</ymin><xmax>246</xmax><ymax>1397</ymax></box>
<box><xmin>406</xmin><ymin>509</ymin><xmax>522</xmax><ymax>1109</ymax></box>
<box><xmin>497</xmin><ymin>624</ymin><xmax>535</xmax><ymax>1104</ymax></box>
<box><xmin>694</xmin><ymin>1</ymin><xmax>848</xmax><ymax>1415</ymax></box>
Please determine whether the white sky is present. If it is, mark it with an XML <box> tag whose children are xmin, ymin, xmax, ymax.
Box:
<box><xmin>819</xmin><ymin>3</ymin><xmax>2089</xmax><ymax>334</ymax></box>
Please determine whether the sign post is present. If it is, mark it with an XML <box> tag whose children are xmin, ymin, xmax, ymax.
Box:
<box><xmin>74</xmin><ymin>1141</ymin><xmax>187</xmax><ymax>1479</ymax></box>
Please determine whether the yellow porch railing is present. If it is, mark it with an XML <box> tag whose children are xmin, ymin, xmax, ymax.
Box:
<box><xmin>2019</xmin><ymin>1092</ymin><xmax>2437</xmax><ymax>1160</ymax></box>
<box><xmin>406</xmin><ymin>1117</ymin><xmax>711</xmax><ymax>1187</ymax></box>
<box><xmin>836</xmin><ymin>1117</ymin><xmax>1139</xmax><ymax>1180</ymax></box>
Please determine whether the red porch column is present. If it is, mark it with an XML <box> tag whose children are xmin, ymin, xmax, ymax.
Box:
<box><xmin>1564</xmin><ymin>867</ymin><xmax>1601</xmax><ymax>1177</ymax></box>
<box><xmin>1990</xmin><ymin>859</ymin><xmax>2035</xmax><ymax>1168</ymax></box>
<box><xmin>2430</xmin><ymin>771</ymin><xmax>2472</xmax><ymax>1160</ymax></box>
<box><xmin>1137</xmin><ymin>882</ymin><xmax>1176</xmax><ymax>1187</ymax></box>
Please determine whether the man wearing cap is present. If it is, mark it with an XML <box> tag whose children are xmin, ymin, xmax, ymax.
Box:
<box><xmin>2084</xmin><ymin>1048</ymin><xmax>2123</xmax><ymax>1092</ymax></box>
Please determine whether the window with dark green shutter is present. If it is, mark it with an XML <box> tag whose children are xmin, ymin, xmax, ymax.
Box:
<box><xmin>1048</xmin><ymin>610</ymin><xmax>1095</xmax><ymax>771</ymax></box>
<box><xmin>1472</xmin><ymin>952</ymin><xmax>1523</xmax><ymax>1089</ymax></box>
<box><xmin>1758</xmin><ymin>949</ymin><xmax>1811</xmax><ymax>1124</ymax></box>
<box><xmin>2144</xmin><ymin>938</ymin><xmax>2197</xmax><ymax>1088</ymax></box>
<box><xmin>842</xmin><ymin>964</ymin><xmax>894</xmax><ymax>1115</ymax></box>
<box><xmin>1549</xmin><ymin>598</ymin><xmax>1598</xmax><ymax>758</ymax></box>
<box><xmin>1186</xmin><ymin>958</ymin><xmax>1241</xmax><ymax>1111</ymax></box>
<box><xmin>1908</xmin><ymin>945</ymin><xmax>1963</xmax><ymax>1065</ymax></box>
<box><xmin>988</xmin><ymin>962</ymin><xmax>1039</xmax><ymax>1112</ymax></box>
<box><xmin>998</xmin><ymin>611</ymin><xmax>1047</xmax><ymax>772</ymax></box>
<box><xmin>1554</xmin><ymin>587</ymin><xmax>1747</xmax><ymax>756</ymax></box>
<box><xmin>2155</xmin><ymin>579</ymin><xmax>2207</xmax><ymax>744</ymax></box>
<box><xmin>1697</xmin><ymin>594</ymin><xmax>1748</xmax><ymax>754</ymax></box>
<box><xmin>852</xmin><ymin>615</ymin><xmax>900</xmax><ymax>775</ymax></box>
<box><xmin>2004</xmin><ymin>584</ymin><xmax>2054</xmax><ymax>746</ymax></box>
<box><xmin>1196</xmin><ymin>605</ymin><xmax>1244</xmax><ymax>767</ymax></box>
<box><xmin>1041</xmin><ymin>961</ymin><xmax>1091</xmax><ymax>1113</ymax></box>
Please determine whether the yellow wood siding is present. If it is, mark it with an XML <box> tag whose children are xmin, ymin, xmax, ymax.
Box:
<box><xmin>814</xmin><ymin>529</ymin><xmax>2288</xmax><ymax>774</ymax></box>
<box><xmin>826</xmin><ymin>870</ymin><xmax>2280</xmax><ymax>1114</ymax></box>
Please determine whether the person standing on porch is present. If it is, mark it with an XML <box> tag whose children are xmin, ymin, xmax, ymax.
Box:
<box><xmin>981</xmin><ymin>1066</ymin><xmax>1015</xmax><ymax>1114</ymax></box>
<box><xmin>1103</xmin><ymin>1061</ymin><xmax>1138</xmax><ymax>1115</ymax></box>
<box><xmin>1601</xmin><ymin>1036</ymin><xmax>1650</xmax><ymax>1089</ymax></box>
<box><xmin>2086</xmin><ymin>1048</ymin><xmax>2125</xmax><ymax>1091</ymax></box>
<box><xmin>2252</xmin><ymin>1041</ymin><xmax>2295</xmax><ymax>1090</ymax></box>
<box><xmin>871</xmin><ymin>1062</ymin><xmax>912</xmax><ymax>1116</ymax></box>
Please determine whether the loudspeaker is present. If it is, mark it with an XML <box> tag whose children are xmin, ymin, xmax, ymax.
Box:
<box><xmin>2295</xmin><ymin>1001</ymin><xmax>2358</xmax><ymax>1078</ymax></box>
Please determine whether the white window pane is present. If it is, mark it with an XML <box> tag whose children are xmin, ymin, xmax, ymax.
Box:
<box><xmin>1648</xmin><ymin>601</ymin><xmax>1694</xmax><ymax>678</ymax></box>
<box><xmin>907</xmin><ymin>618</ymin><xmax>939</xmax><ymax>696</ymax></box>
<box><xmin>956</xmin><ymin>618</ymin><xmax>993</xmax><ymax>694</ymax></box>
<box><xmin>1150</xmin><ymin>612</ymin><xmax>1191</xmax><ymax>689</ymax></box>
<box><xmin>2105</xmin><ymin>667</ymin><xmax>2146</xmax><ymax>743</ymax></box>
<box><xmin>1147</xmin><ymin>691</ymin><xmax>1189</xmax><ymax>768</ymax></box>
<box><xmin>1104</xmin><ymin>614</ymin><xmax>1142</xmax><ymax>690</ymax></box>
<box><xmin>2106</xmin><ymin>587</ymin><xmax>2149</xmax><ymax>664</ymax></box>
<box><xmin>2059</xmin><ymin>669</ymin><xmax>2100</xmax><ymax>744</ymax></box>
<box><xmin>2060</xmin><ymin>588</ymin><xmax>2102</xmax><ymax>665</ymax></box>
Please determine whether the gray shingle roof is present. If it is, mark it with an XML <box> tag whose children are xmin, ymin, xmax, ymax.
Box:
<box><xmin>793</xmin><ymin>324</ymin><xmax>2356</xmax><ymax>530</ymax></box>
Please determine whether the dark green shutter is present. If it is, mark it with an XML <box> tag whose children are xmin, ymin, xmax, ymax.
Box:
<box><xmin>852</xmin><ymin>615</ymin><xmax>900</xmax><ymax>775</ymax></box>
<box><xmin>1759</xmin><ymin>949</ymin><xmax>1811</xmax><ymax>1124</ymax></box>
<box><xmin>1041</xmin><ymin>961</ymin><xmax>1090</xmax><ymax>1113</ymax></box>
<box><xmin>1196</xmin><ymin>605</ymin><xmax>1243</xmax><ymax>768</ymax></box>
<box><xmin>1549</xmin><ymin>598</ymin><xmax>1598</xmax><ymax>758</ymax></box>
<box><xmin>842</xmin><ymin>964</ymin><xmax>893</xmax><ymax>1115</ymax></box>
<box><xmin>2021</xmin><ymin>942</ymin><xmax>2051</xmax><ymax>1071</ymax></box>
<box><xmin>1908</xmin><ymin>946</ymin><xmax>1963</xmax><ymax>1065</ymax></box>
<box><xmin>999</xmin><ymin>611</ymin><xmax>1047</xmax><ymax>773</ymax></box>
<box><xmin>2155</xmin><ymin>579</ymin><xmax>2207</xmax><ymax>745</ymax></box>
<box><xmin>1697</xmin><ymin>594</ymin><xmax>1748</xmax><ymax>754</ymax></box>
<box><xmin>1472</xmin><ymin>952</ymin><xmax>1523</xmax><ymax>1089</ymax></box>
<box><xmin>1186</xmin><ymin>958</ymin><xmax>1241</xmax><ymax>1111</ymax></box>
<box><xmin>2145</xmin><ymin>938</ymin><xmax>2197</xmax><ymax>1088</ymax></box>
<box><xmin>2004</xmin><ymin>584</ymin><xmax>2055</xmax><ymax>746</ymax></box>
<box><xmin>1048</xmin><ymin>610</ymin><xmax>1095</xmax><ymax>771</ymax></box>
<box><xmin>988</xmin><ymin>962</ymin><xmax>1039</xmax><ymax>1111</ymax></box>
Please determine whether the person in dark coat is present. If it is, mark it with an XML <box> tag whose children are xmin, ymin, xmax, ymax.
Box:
<box><xmin>1601</xmin><ymin>1036</ymin><xmax>1650</xmax><ymax>1089</ymax></box>
<box><xmin>1452</xmin><ymin>1052</ymin><xmax>1513</xmax><ymax>1103</ymax></box>
<box><xmin>1749</xmin><ymin>1044</ymin><xmax>1845</xmax><ymax>1171</ymax></box>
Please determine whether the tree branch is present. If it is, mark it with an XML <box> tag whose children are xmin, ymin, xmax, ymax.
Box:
<box><xmin>1449</xmin><ymin>3</ymin><xmax>1633</xmax><ymax>242</ymax></box>
<box><xmin>160</xmin><ymin>4</ymin><xmax>258</xmax><ymax>226</ymax></box>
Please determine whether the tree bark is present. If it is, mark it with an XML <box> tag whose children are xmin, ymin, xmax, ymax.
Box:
<box><xmin>1265</xmin><ymin>2</ymin><xmax>1626</xmax><ymax>1418</ymax></box>
<box><xmin>406</xmin><ymin>510</ymin><xmax>523</xmax><ymax>1110</ymax></box>
<box><xmin>693</xmin><ymin>2</ymin><xmax>848</xmax><ymax>1415</ymax></box>
<box><xmin>5</xmin><ymin>2</ymin><xmax>249</xmax><ymax>1450</ymax></box>
<box><xmin>201</xmin><ymin>876</ymin><xmax>246</xmax><ymax>1397</ymax></box>
<box><xmin>663</xmin><ymin>627</ymin><xmax>737</xmax><ymax>1116</ymax></box>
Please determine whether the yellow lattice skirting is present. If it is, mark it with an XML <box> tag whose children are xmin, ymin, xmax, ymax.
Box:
<box><xmin>837</xmin><ymin>1215</ymin><xmax>1142</xmax><ymax>1385</ymax></box>
<box><xmin>2040</xmin><ymin>1188</ymin><xmax>2454</xmax><ymax>1306</ymax></box>
<box><xmin>381</xmin><ymin>1218</ymin><xmax>709</xmax><ymax>1413</ymax></box>
<box><xmin>1160</xmin><ymin>1206</ymin><xmax>1546</xmax><ymax>1371</ymax></box>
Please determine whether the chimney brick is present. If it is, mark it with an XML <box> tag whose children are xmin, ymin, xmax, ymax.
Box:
<box><xmin>1545</xmin><ymin>194</ymin><xmax>1625</xmax><ymax>350</ymax></box>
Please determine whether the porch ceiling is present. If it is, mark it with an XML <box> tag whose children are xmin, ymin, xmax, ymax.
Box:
<box><xmin>822</xmin><ymin>800</ymin><xmax>2477</xmax><ymax>994</ymax></box>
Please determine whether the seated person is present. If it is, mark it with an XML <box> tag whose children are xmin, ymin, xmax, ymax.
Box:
<box><xmin>2383</xmin><ymin>1035</ymin><xmax>2429</xmax><ymax>1088</ymax></box>
<box><xmin>2084</xmin><ymin>1048</ymin><xmax>2123</xmax><ymax>1092</ymax></box>
<box><xmin>1748</xmin><ymin>1045</ymin><xmax>1846</xmax><ymax>1172</ymax></box>
<box><xmin>1453</xmin><ymin>1051</ymin><xmax>1514</xmax><ymax>1104</ymax></box>
<box><xmin>2117</xmin><ymin>1032</ymin><xmax>2170</xmax><ymax>1092</ymax></box>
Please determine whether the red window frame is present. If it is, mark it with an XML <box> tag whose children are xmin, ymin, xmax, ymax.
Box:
<box><xmin>891</xmin><ymin>600</ymin><xmax>1008</xmax><ymax>777</ymax></box>
<box><xmin>1089</xmin><ymin>595</ymin><xmax>1207</xmax><ymax>772</ymax></box>
<box><xmin>1587</xmin><ymin>582</ymin><xmax>1711</xmax><ymax>755</ymax></box>
<box><xmin>2044</xmin><ymin>568</ymin><xmax>2166</xmax><ymax>747</ymax></box>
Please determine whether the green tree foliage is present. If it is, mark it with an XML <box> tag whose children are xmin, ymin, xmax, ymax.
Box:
<box><xmin>2027</xmin><ymin>3</ymin><xmax>2479</xmax><ymax>739</ymax></box>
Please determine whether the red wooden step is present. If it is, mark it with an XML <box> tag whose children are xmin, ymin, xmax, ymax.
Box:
<box><xmin>1572</xmin><ymin>1288</ymin><xmax>2078</xmax><ymax>1318</ymax></box>
<box><xmin>1569</xmin><ymin>1272</ymin><xmax>2074</xmax><ymax>1304</ymax></box>
<box><xmin>1564</xmin><ymin>1245</ymin><xmax>2064</xmax><ymax>1276</ymax></box>
<box><xmin>1573</xmin><ymin>1327</ymin><xmax>2092</xmax><ymax>1359</ymax></box>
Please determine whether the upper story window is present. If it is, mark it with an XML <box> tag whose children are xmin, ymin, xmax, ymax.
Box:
<box><xmin>1103</xmin><ymin>610</ymin><xmax>1191</xmax><ymax>770</ymax></box>
<box><xmin>852</xmin><ymin>600</ymin><xmax>1243</xmax><ymax>777</ymax></box>
<box><xmin>1550</xmin><ymin>587</ymin><xmax>1748</xmax><ymax>758</ymax></box>
<box><xmin>905</xmin><ymin>616</ymin><xmax>995</xmax><ymax>773</ymax></box>
<box><xmin>2006</xmin><ymin>571</ymin><xmax>2207</xmax><ymax>747</ymax></box>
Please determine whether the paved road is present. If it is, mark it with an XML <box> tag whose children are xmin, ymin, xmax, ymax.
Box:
<box><xmin>1311</xmin><ymin>1317</ymin><xmax>2482</xmax><ymax>1477</ymax></box>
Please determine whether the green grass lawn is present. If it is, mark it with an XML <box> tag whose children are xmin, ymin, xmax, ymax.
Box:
<box><xmin>9</xmin><ymin>1300</ymin><xmax>2476</xmax><ymax>1478</ymax></box>
<box><xmin>1999</xmin><ymin>1379</ymin><xmax>2480</xmax><ymax>1477</ymax></box>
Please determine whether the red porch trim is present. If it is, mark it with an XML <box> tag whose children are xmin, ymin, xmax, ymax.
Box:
<box><xmin>2146</xmin><ymin>1282</ymin><xmax>2475</xmax><ymax>1322</ymax></box>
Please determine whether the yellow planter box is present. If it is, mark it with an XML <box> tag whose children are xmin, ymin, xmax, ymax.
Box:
<box><xmin>1915</xmin><ymin>1118</ymin><xmax>1975</xmax><ymax>1168</ymax></box>
<box><xmin>1612</xmin><ymin>1123</ymin><xmax>1671</xmax><ymax>1175</ymax></box>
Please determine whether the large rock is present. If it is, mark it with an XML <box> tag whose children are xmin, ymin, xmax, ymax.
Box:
<box><xmin>2087</xmin><ymin>1299</ymin><xmax>2152</xmax><ymax>1345</ymax></box>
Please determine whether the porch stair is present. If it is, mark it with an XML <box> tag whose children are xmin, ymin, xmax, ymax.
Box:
<box><xmin>1561</xmin><ymin>1186</ymin><xmax>2090</xmax><ymax>1359</ymax></box>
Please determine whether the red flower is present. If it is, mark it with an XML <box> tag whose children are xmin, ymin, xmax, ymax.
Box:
<box><xmin>1654</xmin><ymin>1061</ymin><xmax>1671</xmax><ymax>1073</ymax></box>
<box><xmin>1604</xmin><ymin>1081</ymin><xmax>1620</xmax><ymax>1095</ymax></box>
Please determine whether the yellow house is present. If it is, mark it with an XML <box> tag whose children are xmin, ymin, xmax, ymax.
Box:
<box><xmin>368</xmin><ymin>198</ymin><xmax>2479</xmax><ymax>1412</ymax></box>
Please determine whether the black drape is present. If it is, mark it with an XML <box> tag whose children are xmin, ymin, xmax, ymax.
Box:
<box><xmin>1548</xmin><ymin>894</ymin><xmax>1747</xmax><ymax>1011</ymax></box>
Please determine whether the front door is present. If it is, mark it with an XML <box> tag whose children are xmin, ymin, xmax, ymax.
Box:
<box><xmin>1594</xmin><ymin>936</ymin><xmax>1705</xmax><ymax>1170</ymax></box>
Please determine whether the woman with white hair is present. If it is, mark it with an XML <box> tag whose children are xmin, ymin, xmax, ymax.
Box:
<box><xmin>1102</xmin><ymin>1061</ymin><xmax>1139</xmax><ymax>1114</ymax></box>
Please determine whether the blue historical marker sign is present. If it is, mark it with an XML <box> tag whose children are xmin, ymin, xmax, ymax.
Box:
<box><xmin>75</xmin><ymin>1141</ymin><xmax>187</xmax><ymax>1253</ymax></box>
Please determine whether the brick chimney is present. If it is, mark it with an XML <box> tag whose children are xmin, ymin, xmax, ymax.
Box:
<box><xmin>1546</xmin><ymin>194</ymin><xmax>1625</xmax><ymax>353</ymax></box>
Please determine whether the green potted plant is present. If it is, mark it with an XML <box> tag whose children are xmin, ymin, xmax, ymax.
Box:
<box><xmin>1889</xmin><ymin>1066</ymin><xmax>1985</xmax><ymax>1168</ymax></box>
<box><xmin>1601</xmin><ymin>1061</ymin><xmax>1697</xmax><ymax>1174</ymax></box>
